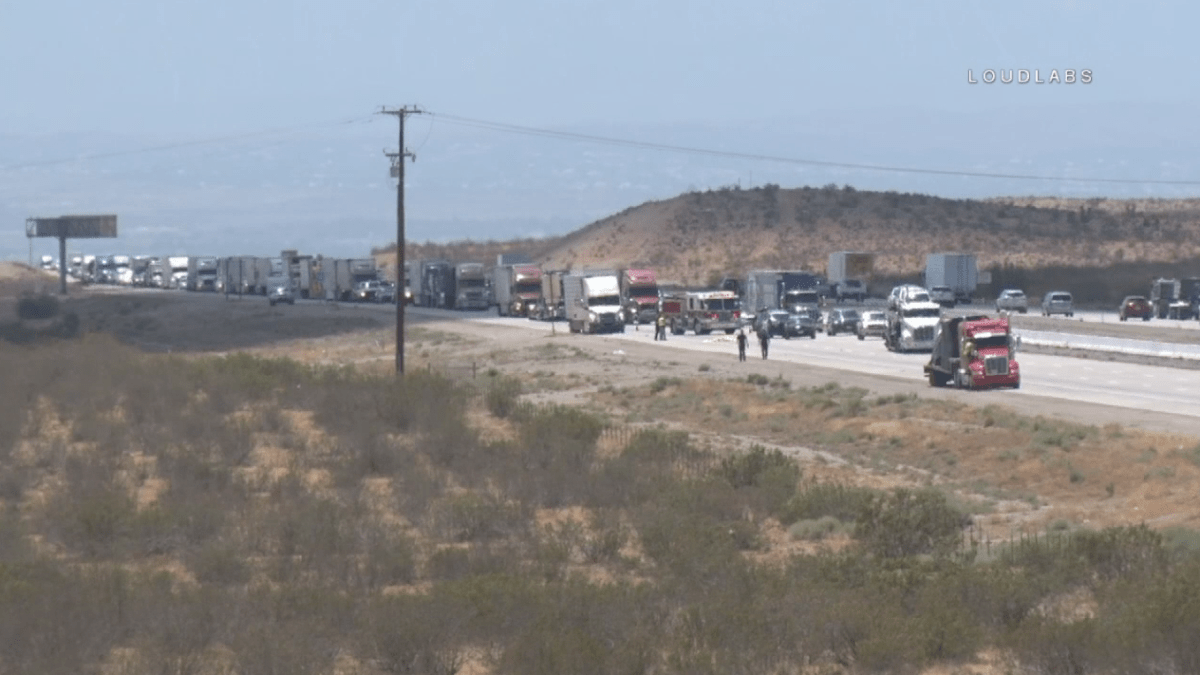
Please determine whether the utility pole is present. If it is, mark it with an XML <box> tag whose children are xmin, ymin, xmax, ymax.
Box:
<box><xmin>380</xmin><ymin>105</ymin><xmax>424</xmax><ymax>375</ymax></box>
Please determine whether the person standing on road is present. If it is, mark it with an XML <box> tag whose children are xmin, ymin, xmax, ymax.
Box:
<box><xmin>736</xmin><ymin>329</ymin><xmax>747</xmax><ymax>361</ymax></box>
<box><xmin>655</xmin><ymin>312</ymin><xmax>667</xmax><ymax>341</ymax></box>
<box><xmin>758</xmin><ymin>326</ymin><xmax>770</xmax><ymax>359</ymax></box>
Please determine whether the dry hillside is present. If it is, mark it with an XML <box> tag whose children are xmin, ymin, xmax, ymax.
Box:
<box><xmin>384</xmin><ymin>185</ymin><xmax>1200</xmax><ymax>289</ymax></box>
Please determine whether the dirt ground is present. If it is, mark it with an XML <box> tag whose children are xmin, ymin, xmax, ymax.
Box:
<box><xmin>5</xmin><ymin>261</ymin><xmax>1200</xmax><ymax>541</ymax></box>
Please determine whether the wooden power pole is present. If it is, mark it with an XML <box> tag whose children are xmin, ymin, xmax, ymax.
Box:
<box><xmin>380</xmin><ymin>106</ymin><xmax>424</xmax><ymax>375</ymax></box>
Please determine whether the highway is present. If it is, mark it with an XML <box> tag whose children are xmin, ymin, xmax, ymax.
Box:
<box><xmin>407</xmin><ymin>306</ymin><xmax>1200</xmax><ymax>425</ymax></box>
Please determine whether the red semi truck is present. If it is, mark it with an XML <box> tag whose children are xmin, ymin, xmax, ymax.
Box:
<box><xmin>924</xmin><ymin>315</ymin><xmax>1020</xmax><ymax>389</ymax></box>
<box><xmin>619</xmin><ymin>269</ymin><xmax>660</xmax><ymax>325</ymax></box>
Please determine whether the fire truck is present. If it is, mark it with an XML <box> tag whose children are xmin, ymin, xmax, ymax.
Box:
<box><xmin>924</xmin><ymin>315</ymin><xmax>1020</xmax><ymax>389</ymax></box>
<box><xmin>661</xmin><ymin>290</ymin><xmax>741</xmax><ymax>335</ymax></box>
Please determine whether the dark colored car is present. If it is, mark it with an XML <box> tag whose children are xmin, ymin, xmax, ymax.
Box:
<box><xmin>783</xmin><ymin>311</ymin><xmax>818</xmax><ymax>339</ymax></box>
<box><xmin>756</xmin><ymin>309</ymin><xmax>791</xmax><ymax>337</ymax></box>
<box><xmin>1119</xmin><ymin>295</ymin><xmax>1153</xmax><ymax>321</ymax></box>
<box><xmin>824</xmin><ymin>308</ymin><xmax>860</xmax><ymax>336</ymax></box>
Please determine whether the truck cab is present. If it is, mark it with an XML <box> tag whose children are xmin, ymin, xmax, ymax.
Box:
<box><xmin>925</xmin><ymin>315</ymin><xmax>1020</xmax><ymax>389</ymax></box>
<box><xmin>884</xmin><ymin>297</ymin><xmax>941</xmax><ymax>352</ymax></box>
<box><xmin>682</xmin><ymin>290</ymin><xmax>741</xmax><ymax>335</ymax></box>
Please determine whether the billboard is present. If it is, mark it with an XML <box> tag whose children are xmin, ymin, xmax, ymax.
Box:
<box><xmin>26</xmin><ymin>215</ymin><xmax>118</xmax><ymax>238</ymax></box>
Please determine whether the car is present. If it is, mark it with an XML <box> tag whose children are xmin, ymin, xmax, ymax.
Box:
<box><xmin>755</xmin><ymin>308</ymin><xmax>791</xmax><ymax>337</ymax></box>
<box><xmin>1042</xmin><ymin>291</ymin><xmax>1074</xmax><ymax>317</ymax></box>
<box><xmin>995</xmin><ymin>289</ymin><xmax>1028</xmax><ymax>313</ymax></box>
<box><xmin>928</xmin><ymin>286</ymin><xmax>956</xmax><ymax>308</ymax></box>
<box><xmin>267</xmin><ymin>276</ymin><xmax>295</xmax><ymax>306</ymax></box>
<box><xmin>824</xmin><ymin>308</ymin><xmax>860</xmax><ymax>336</ymax></box>
<box><xmin>783</xmin><ymin>310</ymin><xmax>818</xmax><ymax>339</ymax></box>
<box><xmin>1119</xmin><ymin>295</ymin><xmax>1153</xmax><ymax>321</ymax></box>
<box><xmin>856</xmin><ymin>310</ymin><xmax>888</xmax><ymax>340</ymax></box>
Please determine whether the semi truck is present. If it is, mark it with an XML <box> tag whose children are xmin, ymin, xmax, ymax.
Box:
<box><xmin>535</xmin><ymin>269</ymin><xmax>568</xmax><ymax>321</ymax></box>
<box><xmin>884</xmin><ymin>290</ymin><xmax>942</xmax><ymax>353</ymax></box>
<box><xmin>453</xmin><ymin>263</ymin><xmax>489</xmax><ymax>310</ymax></box>
<box><xmin>744</xmin><ymin>270</ymin><xmax>821</xmax><ymax>314</ymax></box>
<box><xmin>416</xmin><ymin>260</ymin><xmax>454</xmax><ymax>308</ymax></box>
<box><xmin>166</xmin><ymin>256</ymin><xmax>189</xmax><ymax>289</ymax></box>
<box><xmin>925</xmin><ymin>315</ymin><xmax>1020</xmax><ymax>389</ymax></box>
<box><xmin>564</xmin><ymin>271</ymin><xmax>625</xmax><ymax>334</ymax></box>
<box><xmin>492</xmin><ymin>264</ymin><xmax>543</xmax><ymax>317</ymax></box>
<box><xmin>186</xmin><ymin>256</ymin><xmax>218</xmax><ymax>291</ymax></box>
<box><xmin>327</xmin><ymin>258</ymin><xmax>378</xmax><ymax>301</ymax></box>
<box><xmin>924</xmin><ymin>253</ymin><xmax>978</xmax><ymax>305</ymax></box>
<box><xmin>216</xmin><ymin>257</ymin><xmax>252</xmax><ymax>295</ymax></box>
<box><xmin>619</xmin><ymin>268</ymin><xmax>660</xmax><ymax>324</ymax></box>
<box><xmin>1149</xmin><ymin>278</ymin><xmax>1190</xmax><ymax>319</ymax></box>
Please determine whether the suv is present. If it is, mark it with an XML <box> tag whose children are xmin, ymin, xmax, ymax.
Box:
<box><xmin>888</xmin><ymin>285</ymin><xmax>931</xmax><ymax>310</ymax></box>
<box><xmin>995</xmin><ymin>289</ymin><xmax>1028</xmax><ymax>313</ymax></box>
<box><xmin>856</xmin><ymin>310</ymin><xmax>887</xmax><ymax>340</ymax></box>
<box><xmin>824</xmin><ymin>308</ymin><xmax>860</xmax><ymax>336</ymax></box>
<box><xmin>1041</xmin><ymin>291</ymin><xmax>1074</xmax><ymax>317</ymax></box>
<box><xmin>1119</xmin><ymin>295</ymin><xmax>1153</xmax><ymax>321</ymax></box>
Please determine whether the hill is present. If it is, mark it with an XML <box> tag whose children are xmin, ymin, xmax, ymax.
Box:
<box><xmin>381</xmin><ymin>184</ymin><xmax>1200</xmax><ymax>295</ymax></box>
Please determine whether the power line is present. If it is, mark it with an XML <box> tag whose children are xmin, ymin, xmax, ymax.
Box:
<box><xmin>0</xmin><ymin>115</ymin><xmax>377</xmax><ymax>172</ymax></box>
<box><xmin>427</xmin><ymin>112</ymin><xmax>1200</xmax><ymax>187</ymax></box>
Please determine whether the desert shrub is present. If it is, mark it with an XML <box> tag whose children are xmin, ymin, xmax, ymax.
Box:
<box><xmin>718</xmin><ymin>445</ymin><xmax>797</xmax><ymax>489</ymax></box>
<box><xmin>780</xmin><ymin>482</ymin><xmax>878</xmax><ymax>525</ymax></box>
<box><xmin>355</xmin><ymin>518</ymin><xmax>417</xmax><ymax>589</ymax></box>
<box><xmin>16</xmin><ymin>293</ymin><xmax>59</xmax><ymax>320</ymax></box>
<box><xmin>1069</xmin><ymin>524</ymin><xmax>1168</xmax><ymax>582</ymax></box>
<box><xmin>855</xmin><ymin>488</ymin><xmax>970</xmax><ymax>559</ymax></box>
<box><xmin>788</xmin><ymin>516</ymin><xmax>845</xmax><ymax>541</ymax></box>
<box><xmin>425</xmin><ymin>545</ymin><xmax>514</xmax><ymax>582</ymax></box>
<box><xmin>494</xmin><ymin>581</ymin><xmax>655</xmax><ymax>675</ymax></box>
<box><xmin>358</xmin><ymin>594</ymin><xmax>467</xmax><ymax>675</ymax></box>
<box><xmin>746</xmin><ymin>373</ymin><xmax>769</xmax><ymax>386</ymax></box>
<box><xmin>649</xmin><ymin>376</ymin><xmax>683</xmax><ymax>393</ymax></box>
<box><xmin>508</xmin><ymin>405</ymin><xmax>603</xmax><ymax>506</ymax></box>
<box><xmin>716</xmin><ymin>445</ymin><xmax>800</xmax><ymax>518</ymax></box>
<box><xmin>187</xmin><ymin>539</ymin><xmax>252</xmax><ymax>585</ymax></box>
<box><xmin>432</xmin><ymin>492</ymin><xmax>528</xmax><ymax>543</ymax></box>
<box><xmin>1005</xmin><ymin>617</ymin><xmax>1099</xmax><ymax>675</ymax></box>
<box><xmin>485</xmin><ymin>374</ymin><xmax>524</xmax><ymax>419</ymax></box>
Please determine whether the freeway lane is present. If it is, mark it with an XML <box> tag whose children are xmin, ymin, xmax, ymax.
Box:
<box><xmin>406</xmin><ymin>307</ymin><xmax>1200</xmax><ymax>426</ymax></box>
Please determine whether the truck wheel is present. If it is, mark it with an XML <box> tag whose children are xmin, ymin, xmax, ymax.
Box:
<box><xmin>928</xmin><ymin>370</ymin><xmax>947</xmax><ymax>387</ymax></box>
<box><xmin>810</xmin><ymin>331</ymin><xmax>816</xmax><ymax>340</ymax></box>
<box><xmin>858</xmin><ymin>333</ymin><xmax>864</xmax><ymax>341</ymax></box>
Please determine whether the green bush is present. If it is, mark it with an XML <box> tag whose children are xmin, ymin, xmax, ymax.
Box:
<box><xmin>485</xmin><ymin>375</ymin><xmax>524</xmax><ymax>419</ymax></box>
<box><xmin>855</xmin><ymin>488</ymin><xmax>970</xmax><ymax>559</ymax></box>
<box><xmin>781</xmin><ymin>482</ymin><xmax>878</xmax><ymax>525</ymax></box>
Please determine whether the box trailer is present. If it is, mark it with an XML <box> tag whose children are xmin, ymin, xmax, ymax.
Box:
<box><xmin>924</xmin><ymin>253</ymin><xmax>978</xmax><ymax>305</ymax></box>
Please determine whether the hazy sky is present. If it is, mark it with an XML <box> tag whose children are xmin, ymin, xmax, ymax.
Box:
<box><xmin>3</xmin><ymin>0</ymin><xmax>1194</xmax><ymax>134</ymax></box>
<box><xmin>5</xmin><ymin>1</ymin><xmax>1200</xmax><ymax>260</ymax></box>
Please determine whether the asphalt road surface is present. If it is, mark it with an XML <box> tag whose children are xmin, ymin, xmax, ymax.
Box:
<box><xmin>405</xmin><ymin>305</ymin><xmax>1200</xmax><ymax>436</ymax></box>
